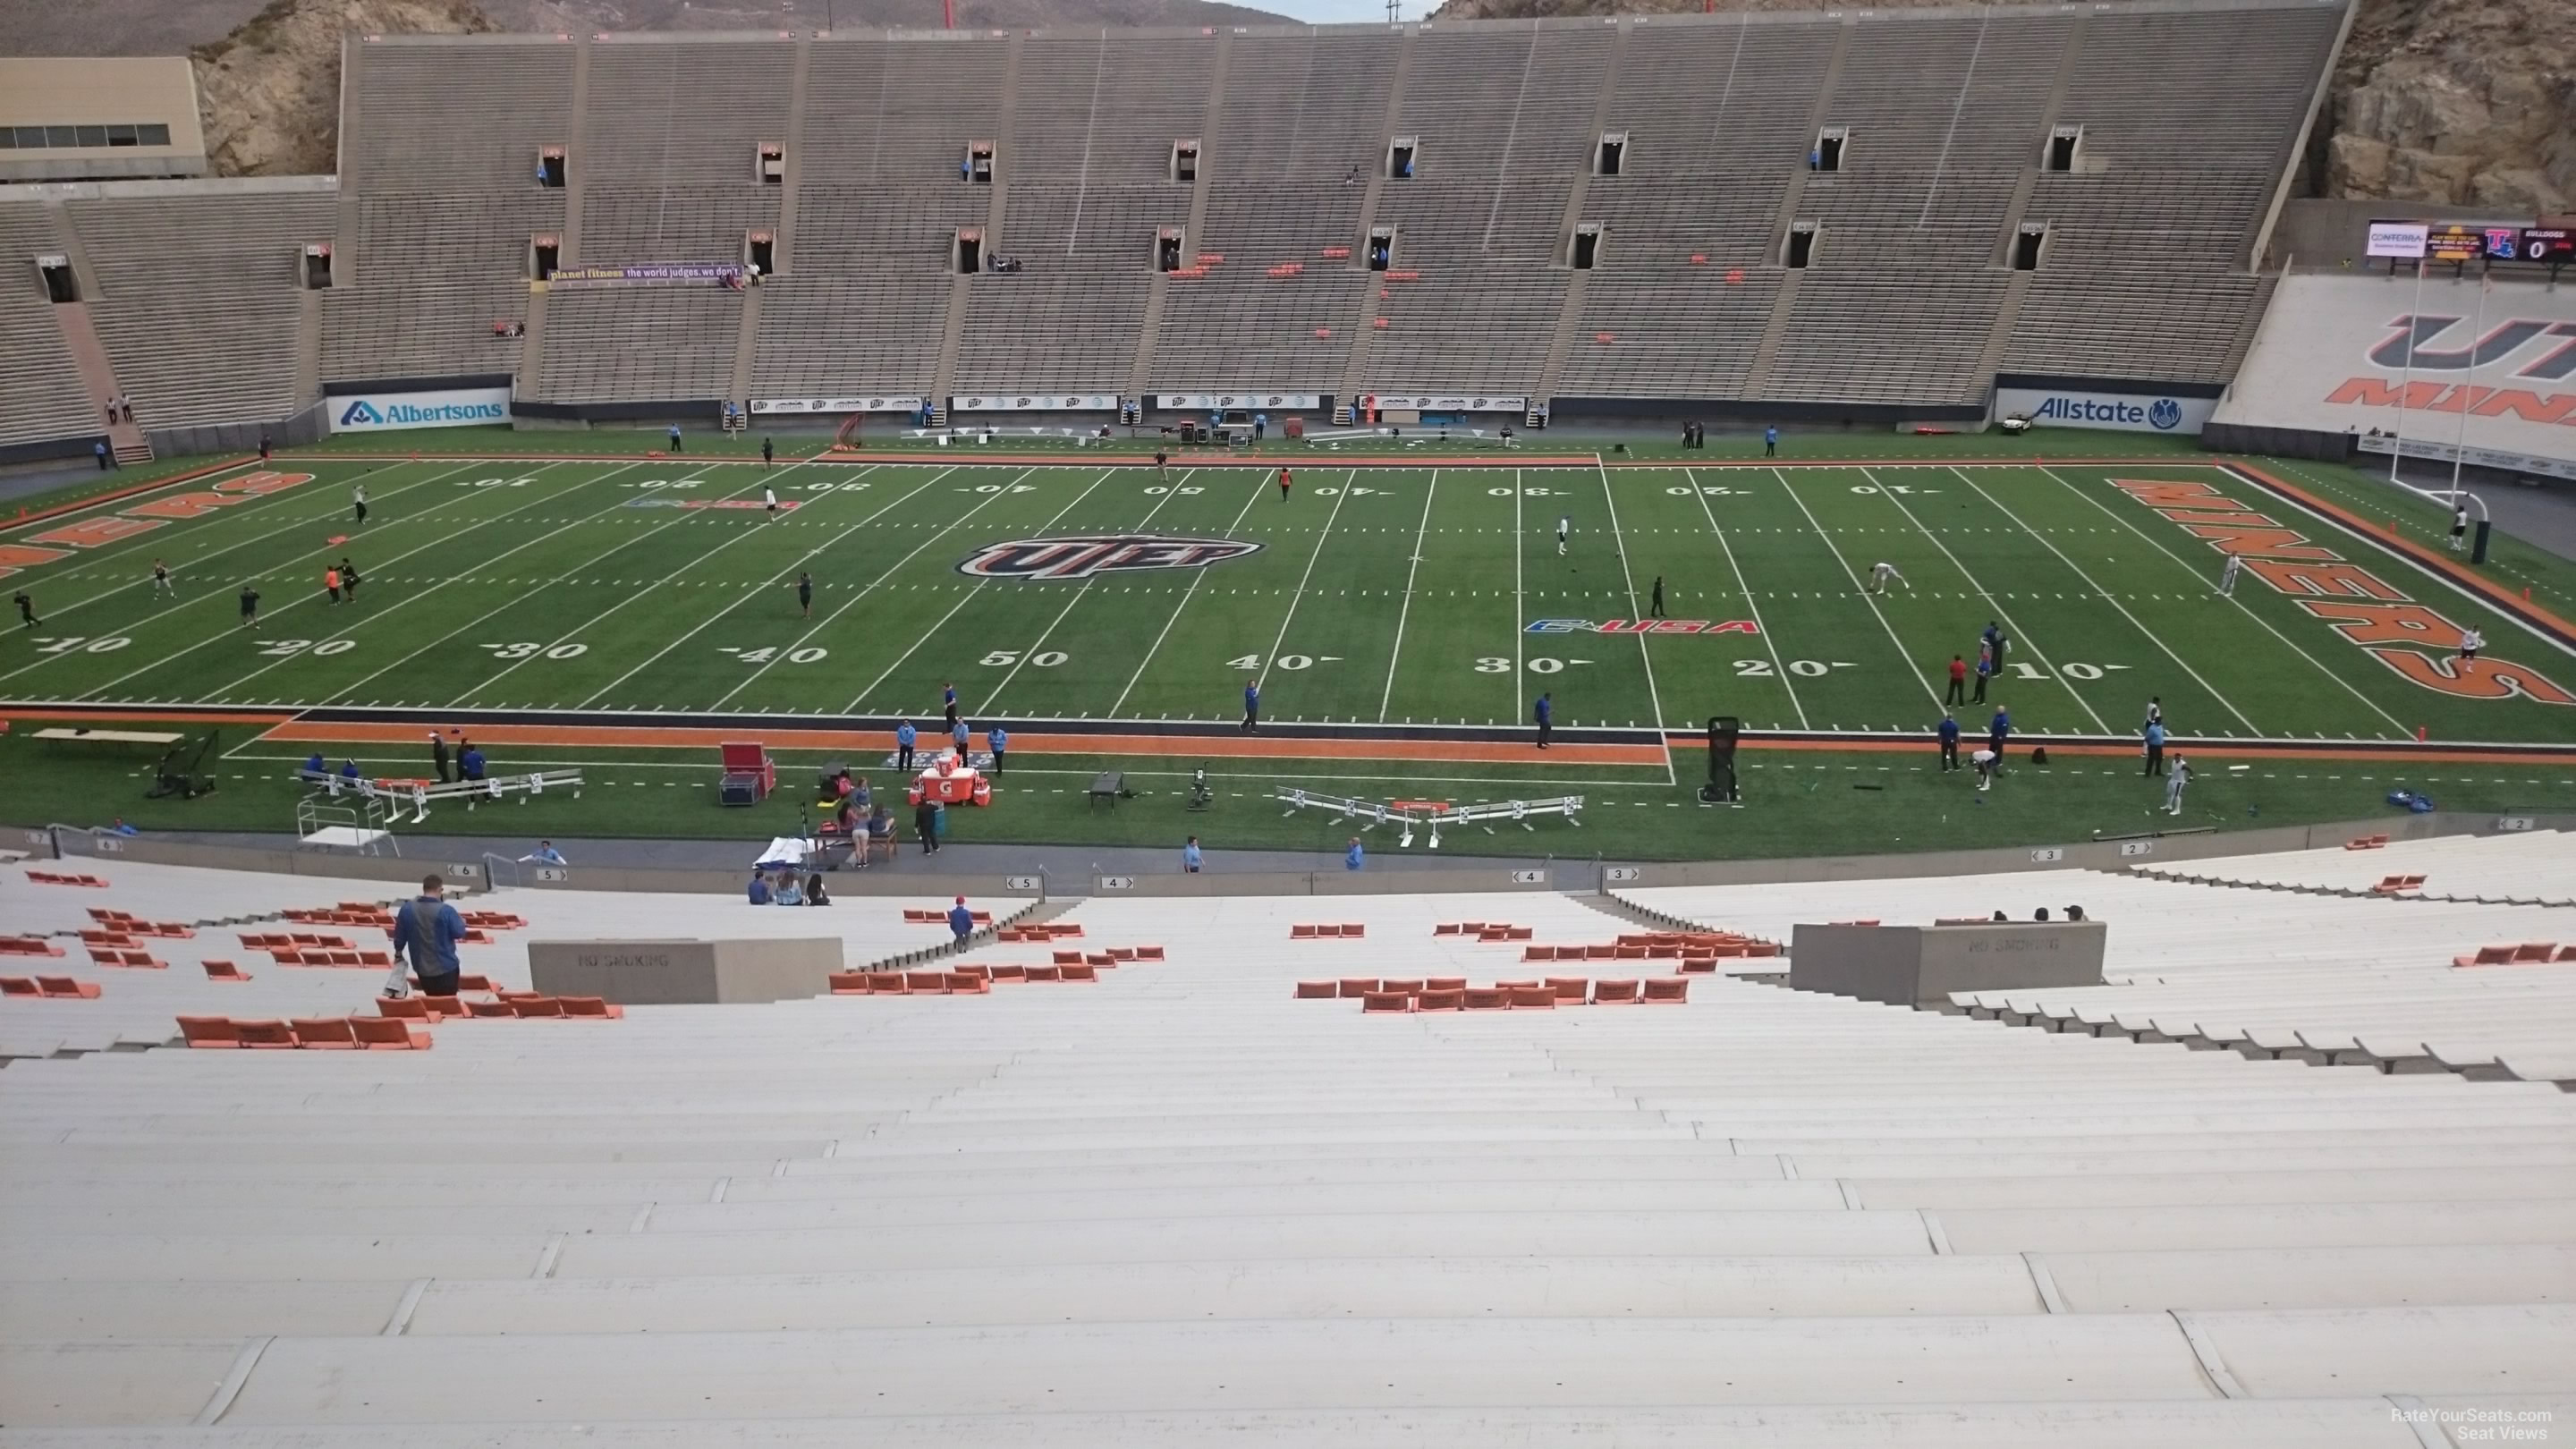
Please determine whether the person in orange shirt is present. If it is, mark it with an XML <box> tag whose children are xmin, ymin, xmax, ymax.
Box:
<box><xmin>1276</xmin><ymin>465</ymin><xmax>1292</xmax><ymax>502</ymax></box>
<box><xmin>325</xmin><ymin>565</ymin><xmax>343</xmax><ymax>605</ymax></box>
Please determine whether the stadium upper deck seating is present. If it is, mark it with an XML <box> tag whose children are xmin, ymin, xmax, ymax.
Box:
<box><xmin>4</xmin><ymin>859</ymin><xmax>2572</xmax><ymax>1438</ymax></box>
<box><xmin>0</xmin><ymin>0</ymin><xmax>2342</xmax><ymax>447</ymax></box>
<box><xmin>0</xmin><ymin>202</ymin><xmax>97</xmax><ymax>449</ymax></box>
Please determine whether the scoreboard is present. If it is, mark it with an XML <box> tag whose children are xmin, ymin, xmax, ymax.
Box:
<box><xmin>2519</xmin><ymin>227</ymin><xmax>2575</xmax><ymax>265</ymax></box>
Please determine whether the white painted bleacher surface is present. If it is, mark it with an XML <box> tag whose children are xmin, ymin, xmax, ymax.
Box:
<box><xmin>1623</xmin><ymin>858</ymin><xmax>2576</xmax><ymax>1085</ymax></box>
<box><xmin>2141</xmin><ymin>828</ymin><xmax>2576</xmax><ymax>905</ymax></box>
<box><xmin>3</xmin><ymin>872</ymin><xmax>2573</xmax><ymax>1443</ymax></box>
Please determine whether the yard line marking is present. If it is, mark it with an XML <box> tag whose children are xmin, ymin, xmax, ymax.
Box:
<box><xmin>1253</xmin><ymin>470</ymin><xmax>1356</xmax><ymax>696</ymax></box>
<box><xmin>986</xmin><ymin>468</ymin><xmax>1191</xmax><ymax>712</ymax></box>
<box><xmin>844</xmin><ymin>468</ymin><xmax>1115</xmax><ymax>712</ymax></box>
<box><xmin>1595</xmin><ymin>458</ymin><xmax>1673</xmax><ymax>777</ymax></box>
<box><xmin>1109</xmin><ymin>468</ymin><xmax>1272</xmax><ymax>718</ymax></box>
<box><xmin>1513</xmin><ymin>466</ymin><xmax>1525</xmax><ymax>720</ymax></box>
<box><xmin>257</xmin><ymin>462</ymin><xmax>716</xmax><ymax>707</ymax></box>
<box><xmin>569</xmin><ymin>461</ymin><xmax>903</xmax><ymax>708</ymax></box>
<box><xmin>76</xmin><ymin>462</ymin><xmax>640</xmax><ymax>702</ymax></box>
<box><xmin>716</xmin><ymin>468</ymin><xmax>1037</xmax><ymax>713</ymax></box>
<box><xmin>0</xmin><ymin>460</ymin><xmax>489</xmax><ymax>685</ymax></box>
<box><xmin>1682</xmin><ymin>466</ymin><xmax>1807</xmax><ymax>730</ymax></box>
<box><xmin>1774</xmin><ymin>467</ymin><xmax>1947</xmax><ymax>715</ymax></box>
<box><xmin>1377</xmin><ymin>468</ymin><xmax>1441</xmax><ymax>723</ymax></box>
<box><xmin>2032</xmin><ymin>463</ymin><xmax>2410</xmax><ymax>739</ymax></box>
<box><xmin>1946</xmin><ymin>467</ymin><xmax>2254</xmax><ymax>735</ymax></box>
<box><xmin>1857</xmin><ymin>464</ymin><xmax>2117</xmax><ymax>733</ymax></box>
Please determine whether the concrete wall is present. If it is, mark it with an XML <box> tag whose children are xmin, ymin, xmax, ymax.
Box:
<box><xmin>1791</xmin><ymin>921</ymin><xmax>2106</xmax><ymax>1006</ymax></box>
<box><xmin>528</xmin><ymin>936</ymin><xmax>845</xmax><ymax>1004</ymax></box>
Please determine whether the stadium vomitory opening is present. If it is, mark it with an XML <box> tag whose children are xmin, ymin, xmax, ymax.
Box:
<box><xmin>1</xmin><ymin>0</ymin><xmax>2573</xmax><ymax>1442</ymax></box>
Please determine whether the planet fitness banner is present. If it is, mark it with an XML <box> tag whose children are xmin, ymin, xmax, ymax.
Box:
<box><xmin>548</xmin><ymin>262</ymin><xmax>743</xmax><ymax>288</ymax></box>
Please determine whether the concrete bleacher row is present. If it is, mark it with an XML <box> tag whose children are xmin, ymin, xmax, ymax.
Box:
<box><xmin>1622</xmin><ymin>855</ymin><xmax>2576</xmax><ymax>1085</ymax></box>
<box><xmin>2138</xmin><ymin>828</ymin><xmax>2576</xmax><ymax>906</ymax></box>
<box><xmin>2</xmin><ymin>864</ymin><xmax>2572</xmax><ymax>1439</ymax></box>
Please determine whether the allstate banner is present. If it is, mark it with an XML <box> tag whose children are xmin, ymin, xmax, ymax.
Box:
<box><xmin>951</xmin><ymin>394</ymin><xmax>1119</xmax><ymax>412</ymax></box>
<box><xmin>1155</xmin><ymin>393</ymin><xmax>1324</xmax><ymax>411</ymax></box>
<box><xmin>329</xmin><ymin>386</ymin><xmax>512</xmax><ymax>433</ymax></box>
<box><xmin>1993</xmin><ymin>386</ymin><xmax>2214</xmax><ymax>434</ymax></box>
<box><xmin>548</xmin><ymin>262</ymin><xmax>743</xmax><ymax>288</ymax></box>
<box><xmin>751</xmin><ymin>397</ymin><xmax>924</xmax><ymax>415</ymax></box>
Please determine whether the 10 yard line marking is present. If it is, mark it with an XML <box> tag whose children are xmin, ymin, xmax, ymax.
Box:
<box><xmin>80</xmin><ymin>462</ymin><xmax>635</xmax><ymax>703</ymax></box>
<box><xmin>985</xmin><ymin>467</ymin><xmax>1198</xmax><ymax>713</ymax></box>
<box><xmin>716</xmin><ymin>467</ymin><xmax>1036</xmax><ymax>713</ymax></box>
<box><xmin>2033</xmin><ymin>463</ymin><xmax>2410</xmax><ymax>739</ymax></box>
<box><xmin>1946</xmin><ymin>467</ymin><xmax>2254</xmax><ymax>735</ymax></box>
<box><xmin>1858</xmin><ymin>465</ymin><xmax>2113</xmax><ymax>734</ymax></box>
<box><xmin>0</xmin><ymin>460</ymin><xmax>487</xmax><ymax>685</ymax></box>
<box><xmin>570</xmin><ymin>461</ymin><xmax>904</xmax><ymax>708</ymax></box>
<box><xmin>1774</xmin><ymin>467</ymin><xmax>1947</xmax><ymax>714</ymax></box>
<box><xmin>1108</xmin><ymin>469</ymin><xmax>1272</xmax><ymax>718</ymax></box>
<box><xmin>1377</xmin><ymin>468</ymin><xmax>1440</xmax><ymax>722</ymax></box>
<box><xmin>1595</xmin><ymin>457</ymin><xmax>1672</xmax><ymax>775</ymax></box>
<box><xmin>1683</xmin><ymin>465</ymin><xmax>1807</xmax><ymax>730</ymax></box>
<box><xmin>843</xmin><ymin>468</ymin><xmax>1115</xmax><ymax>712</ymax></box>
<box><xmin>1253</xmin><ymin>470</ymin><xmax>1357</xmax><ymax>694</ymax></box>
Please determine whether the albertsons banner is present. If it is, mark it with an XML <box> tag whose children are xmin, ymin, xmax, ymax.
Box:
<box><xmin>1993</xmin><ymin>386</ymin><xmax>2215</xmax><ymax>434</ymax></box>
<box><xmin>329</xmin><ymin>386</ymin><xmax>512</xmax><ymax>434</ymax></box>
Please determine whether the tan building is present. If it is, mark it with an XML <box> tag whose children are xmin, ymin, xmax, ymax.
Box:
<box><xmin>0</xmin><ymin>57</ymin><xmax>207</xmax><ymax>182</ymax></box>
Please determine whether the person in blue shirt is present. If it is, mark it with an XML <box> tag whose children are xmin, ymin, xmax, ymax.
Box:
<box><xmin>987</xmin><ymin>725</ymin><xmax>1007</xmax><ymax>776</ymax></box>
<box><xmin>894</xmin><ymin>721</ymin><xmax>917</xmax><ymax>772</ymax></box>
<box><xmin>1253</xmin><ymin>411</ymin><xmax>1267</xmax><ymax>441</ymax></box>
<box><xmin>773</xmin><ymin>874</ymin><xmax>804</xmax><ymax>906</ymax></box>
<box><xmin>1764</xmin><ymin>425</ymin><xmax>1778</xmax><ymax>457</ymax></box>
<box><xmin>1344</xmin><ymin>836</ymin><xmax>1364</xmax><ymax>871</ymax></box>
<box><xmin>1981</xmin><ymin>622</ymin><xmax>2009</xmax><ymax>675</ymax></box>
<box><xmin>666</xmin><ymin>423</ymin><xmax>682</xmax><ymax>453</ymax></box>
<box><xmin>1241</xmin><ymin>679</ymin><xmax>1259</xmax><ymax>733</ymax></box>
<box><xmin>458</xmin><ymin>743</ymin><xmax>487</xmax><ymax>782</ymax></box>
<box><xmin>942</xmin><ymin>682</ymin><xmax>959</xmax><ymax>729</ymax></box>
<box><xmin>951</xmin><ymin>718</ymin><xmax>970</xmax><ymax>756</ymax></box>
<box><xmin>1936</xmin><ymin>712</ymin><xmax>1961</xmax><ymax>771</ymax></box>
<box><xmin>520</xmin><ymin>840</ymin><xmax>568</xmax><ymax>865</ymax></box>
<box><xmin>1973</xmin><ymin>646</ymin><xmax>1993</xmax><ymax>704</ymax></box>
<box><xmin>303</xmin><ymin>752</ymin><xmax>325</xmax><ymax>776</ymax></box>
<box><xmin>1987</xmin><ymin>707</ymin><xmax>2011</xmax><ymax>775</ymax></box>
<box><xmin>338</xmin><ymin>758</ymin><xmax>361</xmax><ymax>782</ymax></box>
<box><xmin>1533</xmin><ymin>691</ymin><xmax>1553</xmax><ymax>750</ymax></box>
<box><xmin>388</xmin><ymin>872</ymin><xmax>468</xmax><ymax>997</ymax></box>
<box><xmin>1182</xmin><ymin>835</ymin><xmax>1202</xmax><ymax>873</ymax></box>
<box><xmin>2142</xmin><ymin>719</ymin><xmax>2167</xmax><ymax>777</ymax></box>
<box><xmin>747</xmin><ymin>871</ymin><xmax>773</xmax><ymax>905</ymax></box>
<box><xmin>947</xmin><ymin>895</ymin><xmax>975</xmax><ymax>949</ymax></box>
<box><xmin>849</xmin><ymin>775</ymin><xmax>871</xmax><ymax>809</ymax></box>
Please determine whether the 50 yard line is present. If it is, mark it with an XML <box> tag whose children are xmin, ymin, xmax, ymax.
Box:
<box><xmin>984</xmin><ymin>465</ymin><xmax>1198</xmax><ymax>713</ymax></box>
<box><xmin>1377</xmin><ymin>468</ymin><xmax>1438</xmax><ymax>722</ymax></box>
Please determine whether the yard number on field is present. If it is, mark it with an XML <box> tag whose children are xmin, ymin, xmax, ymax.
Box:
<box><xmin>1735</xmin><ymin>659</ymin><xmax>1849</xmax><ymax>678</ymax></box>
<box><xmin>1478</xmin><ymin>657</ymin><xmax>1586</xmax><ymax>674</ymax></box>
<box><xmin>31</xmin><ymin>636</ymin><xmax>131</xmax><ymax>654</ymax></box>
<box><xmin>982</xmin><ymin>649</ymin><xmax>1069</xmax><ymax>667</ymax></box>
<box><xmin>481</xmin><ymin>641</ymin><xmax>588</xmax><ymax>660</ymax></box>
<box><xmin>1232</xmin><ymin>654</ymin><xmax>1338</xmax><ymax>671</ymax></box>
<box><xmin>719</xmin><ymin>646</ymin><xmax>828</xmax><ymax>665</ymax></box>
<box><xmin>257</xmin><ymin>638</ymin><xmax>357</xmax><ymax>657</ymax></box>
<box><xmin>2009</xmin><ymin>661</ymin><xmax>2118</xmax><ymax>681</ymax></box>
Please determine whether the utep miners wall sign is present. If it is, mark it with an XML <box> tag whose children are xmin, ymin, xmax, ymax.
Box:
<box><xmin>958</xmin><ymin>535</ymin><xmax>1265</xmax><ymax>581</ymax></box>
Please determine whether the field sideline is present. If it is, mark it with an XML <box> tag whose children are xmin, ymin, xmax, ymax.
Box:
<box><xmin>4</xmin><ymin>447</ymin><xmax>2572</xmax><ymax>762</ymax></box>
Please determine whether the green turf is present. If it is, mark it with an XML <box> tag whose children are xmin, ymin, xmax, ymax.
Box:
<box><xmin>3</xmin><ymin>446</ymin><xmax>2572</xmax><ymax>747</ymax></box>
<box><xmin>6</xmin><ymin>727</ymin><xmax>2572</xmax><ymax>862</ymax></box>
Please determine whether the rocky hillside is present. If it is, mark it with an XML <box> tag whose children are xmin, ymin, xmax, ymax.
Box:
<box><xmin>1429</xmin><ymin>0</ymin><xmax>2572</xmax><ymax>214</ymax></box>
<box><xmin>191</xmin><ymin>0</ymin><xmax>495</xmax><ymax>177</ymax></box>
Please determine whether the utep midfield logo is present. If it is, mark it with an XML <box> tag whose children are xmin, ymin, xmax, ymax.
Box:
<box><xmin>1527</xmin><ymin>618</ymin><xmax>1760</xmax><ymax>636</ymax></box>
<box><xmin>959</xmin><ymin>534</ymin><xmax>1264</xmax><ymax>581</ymax></box>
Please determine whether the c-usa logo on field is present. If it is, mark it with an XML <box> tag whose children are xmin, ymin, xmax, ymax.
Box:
<box><xmin>2148</xmin><ymin>398</ymin><xmax>2182</xmax><ymax>430</ymax></box>
<box><xmin>958</xmin><ymin>534</ymin><xmax>1265</xmax><ymax>581</ymax></box>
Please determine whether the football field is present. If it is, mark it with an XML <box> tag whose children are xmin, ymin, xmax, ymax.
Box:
<box><xmin>4</xmin><ymin>448</ymin><xmax>2572</xmax><ymax>752</ymax></box>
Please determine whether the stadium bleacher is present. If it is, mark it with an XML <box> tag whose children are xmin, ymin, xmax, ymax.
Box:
<box><xmin>4</xmin><ymin>858</ymin><xmax>2573</xmax><ymax>1438</ymax></box>
<box><xmin>0</xmin><ymin>0</ymin><xmax>2343</xmax><ymax>454</ymax></box>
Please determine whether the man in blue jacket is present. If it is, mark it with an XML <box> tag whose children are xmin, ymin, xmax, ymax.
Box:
<box><xmin>986</xmin><ymin>725</ymin><xmax>1007</xmax><ymax>776</ymax></box>
<box><xmin>388</xmin><ymin>873</ymin><xmax>467</xmax><ymax>997</ymax></box>
<box><xmin>1987</xmin><ymin>707</ymin><xmax>2011</xmax><ymax>775</ymax></box>
<box><xmin>2142</xmin><ymin>719</ymin><xmax>2166</xmax><ymax>776</ymax></box>
<box><xmin>1936</xmin><ymin>711</ymin><xmax>1960</xmax><ymax>771</ymax></box>
<box><xmin>948</xmin><ymin>895</ymin><xmax>975</xmax><ymax>950</ymax></box>
<box><xmin>1533</xmin><ymin>691</ymin><xmax>1553</xmax><ymax>750</ymax></box>
<box><xmin>1241</xmin><ymin>679</ymin><xmax>1259</xmax><ymax>733</ymax></box>
<box><xmin>747</xmin><ymin>871</ymin><xmax>772</xmax><ymax>905</ymax></box>
<box><xmin>894</xmin><ymin>720</ymin><xmax>916</xmax><ymax>772</ymax></box>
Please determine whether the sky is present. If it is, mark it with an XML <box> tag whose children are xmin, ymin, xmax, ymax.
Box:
<box><xmin>1258</xmin><ymin>0</ymin><xmax>1416</xmax><ymax>22</ymax></box>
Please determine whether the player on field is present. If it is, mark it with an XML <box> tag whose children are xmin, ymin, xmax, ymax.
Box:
<box><xmin>2218</xmin><ymin>553</ymin><xmax>2243</xmax><ymax>596</ymax></box>
<box><xmin>13</xmin><ymin>590</ymin><xmax>37</xmax><ymax>629</ymax></box>
<box><xmin>2164</xmin><ymin>757</ymin><xmax>2192</xmax><ymax>816</ymax></box>
<box><xmin>325</xmin><ymin>565</ymin><xmax>343</xmax><ymax>606</ymax></box>
<box><xmin>151</xmin><ymin>559</ymin><xmax>173</xmax><ymax>596</ymax></box>
<box><xmin>1557</xmin><ymin>515</ymin><xmax>1571</xmax><ymax>557</ymax></box>
<box><xmin>352</xmin><ymin>483</ymin><xmax>369</xmax><ymax>527</ymax></box>
<box><xmin>1276</xmin><ymin>465</ymin><xmax>1292</xmax><ymax>503</ymax></box>
<box><xmin>2460</xmin><ymin>627</ymin><xmax>2483</xmax><ymax>662</ymax></box>
<box><xmin>238</xmin><ymin>585</ymin><xmax>261</xmax><ymax>630</ymax></box>
<box><xmin>796</xmin><ymin>571</ymin><xmax>813</xmax><ymax>618</ymax></box>
<box><xmin>1868</xmin><ymin>561</ymin><xmax>1908</xmax><ymax>594</ymax></box>
<box><xmin>2145</xmin><ymin>696</ymin><xmax>2161</xmax><ymax>726</ymax></box>
<box><xmin>2450</xmin><ymin>504</ymin><xmax>2469</xmax><ymax>552</ymax></box>
<box><xmin>763</xmin><ymin>484</ymin><xmax>778</xmax><ymax>518</ymax></box>
<box><xmin>340</xmin><ymin>558</ymin><xmax>361</xmax><ymax>601</ymax></box>
<box><xmin>761</xmin><ymin>436</ymin><xmax>775</xmax><ymax>466</ymax></box>
<box><xmin>1155</xmin><ymin>450</ymin><xmax>1169</xmax><ymax>483</ymax></box>
<box><xmin>1650</xmin><ymin>576</ymin><xmax>1665</xmax><ymax>618</ymax></box>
